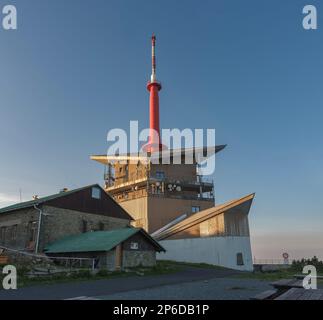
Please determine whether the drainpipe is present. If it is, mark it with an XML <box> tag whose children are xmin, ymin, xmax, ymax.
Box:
<box><xmin>34</xmin><ymin>204</ymin><xmax>43</xmax><ymax>254</ymax></box>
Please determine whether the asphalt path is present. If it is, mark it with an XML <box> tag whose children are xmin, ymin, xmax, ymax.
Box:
<box><xmin>0</xmin><ymin>266</ymin><xmax>239</xmax><ymax>300</ymax></box>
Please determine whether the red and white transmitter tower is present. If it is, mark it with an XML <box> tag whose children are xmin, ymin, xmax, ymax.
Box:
<box><xmin>91</xmin><ymin>35</ymin><xmax>228</xmax><ymax>234</ymax></box>
<box><xmin>142</xmin><ymin>34</ymin><xmax>166</xmax><ymax>153</ymax></box>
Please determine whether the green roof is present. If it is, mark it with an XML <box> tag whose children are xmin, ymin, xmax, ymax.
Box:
<box><xmin>0</xmin><ymin>184</ymin><xmax>100</xmax><ymax>214</ymax></box>
<box><xmin>44</xmin><ymin>228</ymin><xmax>165</xmax><ymax>254</ymax></box>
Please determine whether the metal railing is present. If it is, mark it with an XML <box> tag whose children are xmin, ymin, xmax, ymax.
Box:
<box><xmin>108</xmin><ymin>174</ymin><xmax>213</xmax><ymax>187</ymax></box>
<box><xmin>253</xmin><ymin>258</ymin><xmax>291</xmax><ymax>265</ymax></box>
<box><xmin>149</xmin><ymin>174</ymin><xmax>213</xmax><ymax>185</ymax></box>
<box><xmin>113</xmin><ymin>189</ymin><xmax>214</xmax><ymax>203</ymax></box>
<box><xmin>0</xmin><ymin>245</ymin><xmax>97</xmax><ymax>271</ymax></box>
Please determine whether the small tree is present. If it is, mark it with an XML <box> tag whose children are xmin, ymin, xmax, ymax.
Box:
<box><xmin>292</xmin><ymin>256</ymin><xmax>323</xmax><ymax>273</ymax></box>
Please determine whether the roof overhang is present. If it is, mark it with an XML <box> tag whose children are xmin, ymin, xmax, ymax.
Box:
<box><xmin>91</xmin><ymin>145</ymin><xmax>226</xmax><ymax>165</ymax></box>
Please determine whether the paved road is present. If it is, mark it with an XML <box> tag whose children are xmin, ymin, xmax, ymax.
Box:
<box><xmin>98</xmin><ymin>277</ymin><xmax>272</xmax><ymax>300</ymax></box>
<box><xmin>0</xmin><ymin>266</ymin><xmax>240</xmax><ymax>300</ymax></box>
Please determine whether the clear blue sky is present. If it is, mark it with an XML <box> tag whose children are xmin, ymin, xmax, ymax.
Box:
<box><xmin>0</xmin><ymin>0</ymin><xmax>322</xmax><ymax>259</ymax></box>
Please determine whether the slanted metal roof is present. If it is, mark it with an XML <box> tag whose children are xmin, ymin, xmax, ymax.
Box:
<box><xmin>91</xmin><ymin>145</ymin><xmax>226</xmax><ymax>165</ymax></box>
<box><xmin>154</xmin><ymin>193</ymin><xmax>255</xmax><ymax>241</ymax></box>
<box><xmin>44</xmin><ymin>228</ymin><xmax>165</xmax><ymax>254</ymax></box>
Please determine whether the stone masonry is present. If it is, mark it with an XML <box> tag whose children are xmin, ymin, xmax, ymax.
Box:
<box><xmin>0</xmin><ymin>206</ymin><xmax>130</xmax><ymax>252</ymax></box>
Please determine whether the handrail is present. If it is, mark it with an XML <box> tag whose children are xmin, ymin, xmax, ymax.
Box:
<box><xmin>107</xmin><ymin>174</ymin><xmax>214</xmax><ymax>189</ymax></box>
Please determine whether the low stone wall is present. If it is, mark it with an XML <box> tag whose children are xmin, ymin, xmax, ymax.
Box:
<box><xmin>0</xmin><ymin>247</ymin><xmax>52</xmax><ymax>269</ymax></box>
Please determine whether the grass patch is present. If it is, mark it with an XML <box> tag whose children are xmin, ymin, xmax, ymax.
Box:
<box><xmin>14</xmin><ymin>269</ymin><xmax>130</xmax><ymax>289</ymax></box>
<box><xmin>140</xmin><ymin>260</ymin><xmax>182</xmax><ymax>275</ymax></box>
<box><xmin>236</xmin><ymin>269</ymin><xmax>295</xmax><ymax>281</ymax></box>
<box><xmin>235</xmin><ymin>269</ymin><xmax>323</xmax><ymax>284</ymax></box>
<box><xmin>158</xmin><ymin>260</ymin><xmax>229</xmax><ymax>270</ymax></box>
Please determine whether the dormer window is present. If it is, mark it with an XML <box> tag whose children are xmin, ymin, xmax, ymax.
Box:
<box><xmin>130</xmin><ymin>242</ymin><xmax>139</xmax><ymax>250</ymax></box>
<box><xmin>156</xmin><ymin>171</ymin><xmax>165</xmax><ymax>179</ymax></box>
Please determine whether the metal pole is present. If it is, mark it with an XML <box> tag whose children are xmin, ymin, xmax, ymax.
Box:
<box><xmin>34</xmin><ymin>204</ymin><xmax>43</xmax><ymax>254</ymax></box>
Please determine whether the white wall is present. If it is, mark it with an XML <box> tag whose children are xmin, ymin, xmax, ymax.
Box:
<box><xmin>157</xmin><ymin>236</ymin><xmax>253</xmax><ymax>271</ymax></box>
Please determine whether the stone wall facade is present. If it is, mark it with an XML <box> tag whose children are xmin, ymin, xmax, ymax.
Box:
<box><xmin>121</xmin><ymin>232</ymin><xmax>157</xmax><ymax>268</ymax></box>
<box><xmin>122</xmin><ymin>250</ymin><xmax>156</xmax><ymax>268</ymax></box>
<box><xmin>40</xmin><ymin>206</ymin><xmax>130</xmax><ymax>251</ymax></box>
<box><xmin>0</xmin><ymin>206</ymin><xmax>130</xmax><ymax>252</ymax></box>
<box><xmin>0</xmin><ymin>208</ymin><xmax>39</xmax><ymax>251</ymax></box>
<box><xmin>45</xmin><ymin>232</ymin><xmax>158</xmax><ymax>270</ymax></box>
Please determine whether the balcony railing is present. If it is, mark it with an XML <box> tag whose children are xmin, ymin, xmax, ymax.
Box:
<box><xmin>148</xmin><ymin>192</ymin><xmax>214</xmax><ymax>201</ymax></box>
<box><xmin>113</xmin><ymin>189</ymin><xmax>214</xmax><ymax>203</ymax></box>
<box><xmin>149</xmin><ymin>174</ymin><xmax>213</xmax><ymax>186</ymax></box>
<box><xmin>105</xmin><ymin>171</ymin><xmax>214</xmax><ymax>190</ymax></box>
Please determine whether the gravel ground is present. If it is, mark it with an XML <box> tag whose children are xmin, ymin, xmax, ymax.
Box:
<box><xmin>97</xmin><ymin>277</ymin><xmax>272</xmax><ymax>300</ymax></box>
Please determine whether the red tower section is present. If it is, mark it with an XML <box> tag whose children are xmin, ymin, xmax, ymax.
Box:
<box><xmin>142</xmin><ymin>35</ymin><xmax>166</xmax><ymax>153</ymax></box>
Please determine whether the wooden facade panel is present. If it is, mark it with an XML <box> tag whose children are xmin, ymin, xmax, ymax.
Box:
<box><xmin>209</xmin><ymin>214</ymin><xmax>225</xmax><ymax>236</ymax></box>
<box><xmin>119</xmin><ymin>195</ymin><xmax>214</xmax><ymax>233</ymax></box>
<box><xmin>120</xmin><ymin>197</ymin><xmax>148</xmax><ymax>230</ymax></box>
<box><xmin>166</xmin><ymin>210</ymin><xmax>250</xmax><ymax>240</ymax></box>
<box><xmin>114</xmin><ymin>162</ymin><xmax>148</xmax><ymax>185</ymax></box>
<box><xmin>147</xmin><ymin>197</ymin><xmax>214</xmax><ymax>233</ymax></box>
<box><xmin>47</xmin><ymin>187</ymin><xmax>132</xmax><ymax>220</ymax></box>
<box><xmin>149</xmin><ymin>163</ymin><xmax>197</xmax><ymax>181</ymax></box>
<box><xmin>224</xmin><ymin>212</ymin><xmax>250</xmax><ymax>237</ymax></box>
<box><xmin>169</xmin><ymin>224</ymin><xmax>201</xmax><ymax>240</ymax></box>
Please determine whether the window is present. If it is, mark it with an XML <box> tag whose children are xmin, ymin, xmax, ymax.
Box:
<box><xmin>99</xmin><ymin>222</ymin><xmax>104</xmax><ymax>231</ymax></box>
<box><xmin>156</xmin><ymin>171</ymin><xmax>165</xmax><ymax>179</ymax></box>
<box><xmin>91</xmin><ymin>187</ymin><xmax>101</xmax><ymax>199</ymax></box>
<box><xmin>192</xmin><ymin>206</ymin><xmax>200</xmax><ymax>213</ymax></box>
<box><xmin>130</xmin><ymin>242</ymin><xmax>139</xmax><ymax>250</ymax></box>
<box><xmin>28</xmin><ymin>222</ymin><xmax>37</xmax><ymax>242</ymax></box>
<box><xmin>82</xmin><ymin>220</ymin><xmax>87</xmax><ymax>233</ymax></box>
<box><xmin>236</xmin><ymin>253</ymin><xmax>244</xmax><ymax>266</ymax></box>
<box><xmin>0</xmin><ymin>227</ymin><xmax>6</xmax><ymax>242</ymax></box>
<box><xmin>11</xmin><ymin>225</ymin><xmax>17</xmax><ymax>241</ymax></box>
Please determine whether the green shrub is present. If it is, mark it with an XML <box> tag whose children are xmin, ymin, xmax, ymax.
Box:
<box><xmin>96</xmin><ymin>269</ymin><xmax>109</xmax><ymax>277</ymax></box>
<box><xmin>291</xmin><ymin>256</ymin><xmax>323</xmax><ymax>273</ymax></box>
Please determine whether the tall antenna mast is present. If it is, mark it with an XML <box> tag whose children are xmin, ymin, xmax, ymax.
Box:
<box><xmin>142</xmin><ymin>34</ymin><xmax>166</xmax><ymax>153</ymax></box>
<box><xmin>151</xmin><ymin>34</ymin><xmax>157</xmax><ymax>82</ymax></box>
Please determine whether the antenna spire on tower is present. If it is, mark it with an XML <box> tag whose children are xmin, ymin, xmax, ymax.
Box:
<box><xmin>151</xmin><ymin>34</ymin><xmax>157</xmax><ymax>82</ymax></box>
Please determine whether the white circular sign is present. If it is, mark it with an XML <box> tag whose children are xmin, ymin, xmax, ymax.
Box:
<box><xmin>282</xmin><ymin>252</ymin><xmax>289</xmax><ymax>259</ymax></box>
